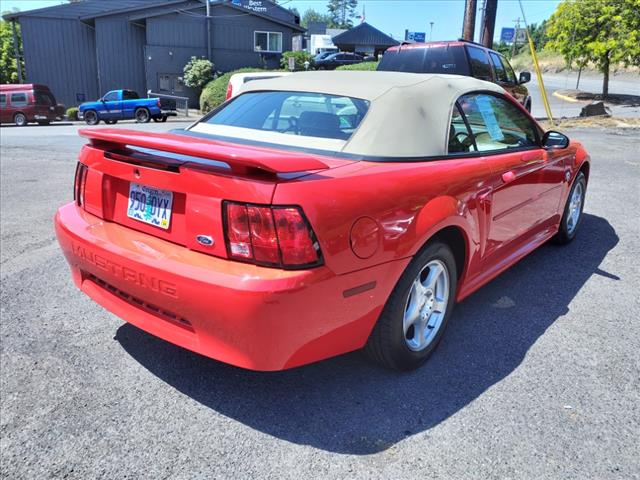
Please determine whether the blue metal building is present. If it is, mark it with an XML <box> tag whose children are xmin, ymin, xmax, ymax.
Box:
<box><xmin>3</xmin><ymin>0</ymin><xmax>304</xmax><ymax>107</ymax></box>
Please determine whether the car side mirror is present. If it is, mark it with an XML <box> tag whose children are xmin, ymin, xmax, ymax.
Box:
<box><xmin>519</xmin><ymin>71</ymin><xmax>531</xmax><ymax>84</ymax></box>
<box><xmin>542</xmin><ymin>130</ymin><xmax>570</xmax><ymax>149</ymax></box>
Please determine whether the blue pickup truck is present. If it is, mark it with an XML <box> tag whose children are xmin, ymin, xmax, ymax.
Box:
<box><xmin>78</xmin><ymin>89</ymin><xmax>176</xmax><ymax>125</ymax></box>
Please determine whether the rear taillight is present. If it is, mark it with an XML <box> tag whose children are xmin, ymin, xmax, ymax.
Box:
<box><xmin>225</xmin><ymin>82</ymin><xmax>233</xmax><ymax>100</ymax></box>
<box><xmin>74</xmin><ymin>162</ymin><xmax>88</xmax><ymax>207</ymax></box>
<box><xmin>223</xmin><ymin>201</ymin><xmax>322</xmax><ymax>269</ymax></box>
<box><xmin>156</xmin><ymin>98</ymin><xmax>161</xmax><ymax>108</ymax></box>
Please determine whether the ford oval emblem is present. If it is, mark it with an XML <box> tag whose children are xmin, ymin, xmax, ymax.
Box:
<box><xmin>196</xmin><ymin>235</ymin><xmax>214</xmax><ymax>247</ymax></box>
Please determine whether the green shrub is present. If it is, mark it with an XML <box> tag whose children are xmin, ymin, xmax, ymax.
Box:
<box><xmin>280</xmin><ymin>50</ymin><xmax>313</xmax><ymax>71</ymax></box>
<box><xmin>183</xmin><ymin>56</ymin><xmax>215</xmax><ymax>89</ymax></box>
<box><xmin>200</xmin><ymin>67</ymin><xmax>283</xmax><ymax>112</ymax></box>
<box><xmin>66</xmin><ymin>107</ymin><xmax>79</xmax><ymax>121</ymax></box>
<box><xmin>336</xmin><ymin>61</ymin><xmax>379</xmax><ymax>71</ymax></box>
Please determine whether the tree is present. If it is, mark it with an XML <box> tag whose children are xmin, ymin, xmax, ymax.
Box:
<box><xmin>327</xmin><ymin>0</ymin><xmax>358</xmax><ymax>29</ymax></box>
<box><xmin>546</xmin><ymin>0</ymin><xmax>640</xmax><ymax>97</ymax></box>
<box><xmin>527</xmin><ymin>20</ymin><xmax>548</xmax><ymax>50</ymax></box>
<box><xmin>301</xmin><ymin>8</ymin><xmax>334</xmax><ymax>28</ymax></box>
<box><xmin>182</xmin><ymin>56</ymin><xmax>214</xmax><ymax>90</ymax></box>
<box><xmin>0</xmin><ymin>20</ymin><xmax>24</xmax><ymax>84</ymax></box>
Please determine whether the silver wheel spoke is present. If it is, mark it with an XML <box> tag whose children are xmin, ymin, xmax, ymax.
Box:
<box><xmin>432</xmin><ymin>299</ymin><xmax>446</xmax><ymax>314</ymax></box>
<box><xmin>424</xmin><ymin>263</ymin><xmax>444</xmax><ymax>290</ymax></box>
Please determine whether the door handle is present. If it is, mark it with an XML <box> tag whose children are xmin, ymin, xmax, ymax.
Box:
<box><xmin>502</xmin><ymin>171</ymin><xmax>516</xmax><ymax>184</ymax></box>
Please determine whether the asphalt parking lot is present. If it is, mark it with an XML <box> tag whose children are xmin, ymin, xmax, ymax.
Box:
<box><xmin>1</xmin><ymin>121</ymin><xmax>639</xmax><ymax>479</ymax></box>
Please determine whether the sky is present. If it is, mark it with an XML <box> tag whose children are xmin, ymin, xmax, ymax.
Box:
<box><xmin>1</xmin><ymin>0</ymin><xmax>561</xmax><ymax>41</ymax></box>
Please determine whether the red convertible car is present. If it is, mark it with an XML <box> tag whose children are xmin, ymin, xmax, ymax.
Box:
<box><xmin>55</xmin><ymin>72</ymin><xmax>589</xmax><ymax>371</ymax></box>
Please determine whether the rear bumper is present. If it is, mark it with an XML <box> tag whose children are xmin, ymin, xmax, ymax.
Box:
<box><xmin>55</xmin><ymin>203</ymin><xmax>409</xmax><ymax>370</ymax></box>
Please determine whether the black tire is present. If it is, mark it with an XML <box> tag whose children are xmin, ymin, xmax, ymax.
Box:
<box><xmin>152</xmin><ymin>117</ymin><xmax>161</xmax><ymax>123</ymax></box>
<box><xmin>104</xmin><ymin>119</ymin><xmax>118</xmax><ymax>125</ymax></box>
<box><xmin>37</xmin><ymin>120</ymin><xmax>50</xmax><ymax>126</ymax></box>
<box><xmin>84</xmin><ymin>110</ymin><xmax>99</xmax><ymax>125</ymax></box>
<box><xmin>135</xmin><ymin>107</ymin><xmax>150</xmax><ymax>123</ymax></box>
<box><xmin>14</xmin><ymin>113</ymin><xmax>27</xmax><ymax>127</ymax></box>
<box><xmin>364</xmin><ymin>241</ymin><xmax>458</xmax><ymax>371</ymax></box>
<box><xmin>160</xmin><ymin>115</ymin><xmax>167</xmax><ymax>123</ymax></box>
<box><xmin>525</xmin><ymin>100</ymin><xmax>532</xmax><ymax>112</ymax></box>
<box><xmin>553</xmin><ymin>171</ymin><xmax>587</xmax><ymax>245</ymax></box>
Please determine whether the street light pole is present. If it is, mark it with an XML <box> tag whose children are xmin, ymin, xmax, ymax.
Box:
<box><xmin>429</xmin><ymin>22</ymin><xmax>434</xmax><ymax>41</ymax></box>
<box><xmin>206</xmin><ymin>0</ymin><xmax>211</xmax><ymax>62</ymax></box>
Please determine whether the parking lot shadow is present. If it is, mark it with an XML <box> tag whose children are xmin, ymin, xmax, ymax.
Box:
<box><xmin>116</xmin><ymin>213</ymin><xmax>618</xmax><ymax>455</ymax></box>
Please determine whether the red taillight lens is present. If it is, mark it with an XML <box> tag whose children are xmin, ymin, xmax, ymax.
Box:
<box><xmin>157</xmin><ymin>98</ymin><xmax>161</xmax><ymax>108</ymax></box>
<box><xmin>273</xmin><ymin>208</ymin><xmax>319</xmax><ymax>265</ymax></box>
<box><xmin>223</xmin><ymin>202</ymin><xmax>322</xmax><ymax>269</ymax></box>
<box><xmin>225</xmin><ymin>82</ymin><xmax>233</xmax><ymax>100</ymax></box>
<box><xmin>74</xmin><ymin>162</ymin><xmax>88</xmax><ymax>207</ymax></box>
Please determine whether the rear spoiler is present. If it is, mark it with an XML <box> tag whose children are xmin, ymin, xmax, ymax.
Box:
<box><xmin>78</xmin><ymin>129</ymin><xmax>331</xmax><ymax>174</ymax></box>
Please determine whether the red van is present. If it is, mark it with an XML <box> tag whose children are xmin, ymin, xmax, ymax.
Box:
<box><xmin>0</xmin><ymin>84</ymin><xmax>65</xmax><ymax>126</ymax></box>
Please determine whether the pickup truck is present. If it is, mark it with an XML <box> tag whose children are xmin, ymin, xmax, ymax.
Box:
<box><xmin>78</xmin><ymin>89</ymin><xmax>176</xmax><ymax>125</ymax></box>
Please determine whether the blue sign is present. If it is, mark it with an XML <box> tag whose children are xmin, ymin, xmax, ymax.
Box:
<box><xmin>500</xmin><ymin>28</ymin><xmax>515</xmax><ymax>43</ymax></box>
<box><xmin>406</xmin><ymin>31</ymin><xmax>426</xmax><ymax>43</ymax></box>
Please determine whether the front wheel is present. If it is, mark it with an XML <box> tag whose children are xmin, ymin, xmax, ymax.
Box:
<box><xmin>365</xmin><ymin>241</ymin><xmax>458</xmax><ymax>370</ymax></box>
<box><xmin>135</xmin><ymin>108</ymin><xmax>150</xmax><ymax>123</ymax></box>
<box><xmin>84</xmin><ymin>110</ymin><xmax>99</xmax><ymax>125</ymax></box>
<box><xmin>553</xmin><ymin>171</ymin><xmax>586</xmax><ymax>244</ymax></box>
<box><xmin>14</xmin><ymin>113</ymin><xmax>27</xmax><ymax>126</ymax></box>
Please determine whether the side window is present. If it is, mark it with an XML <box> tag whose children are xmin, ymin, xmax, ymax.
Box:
<box><xmin>501</xmin><ymin>56</ymin><xmax>518</xmax><ymax>84</ymax></box>
<box><xmin>457</xmin><ymin>93</ymin><xmax>538</xmax><ymax>152</ymax></box>
<box><xmin>489</xmin><ymin>52</ymin><xmax>509</xmax><ymax>83</ymax></box>
<box><xmin>448</xmin><ymin>104</ymin><xmax>476</xmax><ymax>154</ymax></box>
<box><xmin>123</xmin><ymin>90</ymin><xmax>139</xmax><ymax>100</ymax></box>
<box><xmin>11</xmin><ymin>93</ymin><xmax>28</xmax><ymax>106</ymax></box>
<box><xmin>0</xmin><ymin>94</ymin><xmax>6</xmax><ymax>106</ymax></box>
<box><xmin>103</xmin><ymin>91</ymin><xmax>118</xmax><ymax>102</ymax></box>
<box><xmin>466</xmin><ymin>46</ymin><xmax>493</xmax><ymax>81</ymax></box>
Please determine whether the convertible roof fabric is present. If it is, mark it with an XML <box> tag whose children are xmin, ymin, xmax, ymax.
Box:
<box><xmin>224</xmin><ymin>71</ymin><xmax>505</xmax><ymax>158</ymax></box>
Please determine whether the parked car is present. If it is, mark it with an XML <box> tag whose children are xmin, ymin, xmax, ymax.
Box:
<box><xmin>378</xmin><ymin>39</ymin><xmax>533</xmax><ymax>111</ymax></box>
<box><xmin>314</xmin><ymin>52</ymin><xmax>364</xmax><ymax>70</ymax></box>
<box><xmin>0</xmin><ymin>84</ymin><xmax>65</xmax><ymax>126</ymax></box>
<box><xmin>225</xmin><ymin>71</ymin><xmax>291</xmax><ymax>100</ymax></box>
<box><xmin>55</xmin><ymin>71</ymin><xmax>589</xmax><ymax>372</ymax></box>
<box><xmin>78</xmin><ymin>90</ymin><xmax>176</xmax><ymax>125</ymax></box>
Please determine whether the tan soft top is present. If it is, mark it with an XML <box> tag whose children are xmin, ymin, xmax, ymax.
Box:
<box><xmin>201</xmin><ymin>71</ymin><xmax>506</xmax><ymax>158</ymax></box>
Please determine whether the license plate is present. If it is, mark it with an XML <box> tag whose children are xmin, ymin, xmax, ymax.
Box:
<box><xmin>127</xmin><ymin>183</ymin><xmax>173</xmax><ymax>230</ymax></box>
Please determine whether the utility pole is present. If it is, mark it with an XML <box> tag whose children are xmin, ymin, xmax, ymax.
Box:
<box><xmin>429</xmin><ymin>22</ymin><xmax>434</xmax><ymax>41</ymax></box>
<box><xmin>206</xmin><ymin>0</ymin><xmax>211</xmax><ymax>62</ymax></box>
<box><xmin>480</xmin><ymin>0</ymin><xmax>497</xmax><ymax>49</ymax></box>
<box><xmin>462</xmin><ymin>0</ymin><xmax>477</xmax><ymax>41</ymax></box>
<box><xmin>511</xmin><ymin>17</ymin><xmax>521</xmax><ymax>57</ymax></box>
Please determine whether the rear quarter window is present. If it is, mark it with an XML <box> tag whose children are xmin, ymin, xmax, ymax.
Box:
<box><xmin>0</xmin><ymin>94</ymin><xmax>6</xmax><ymax>106</ymax></box>
<box><xmin>466</xmin><ymin>46</ymin><xmax>493</xmax><ymax>81</ymax></box>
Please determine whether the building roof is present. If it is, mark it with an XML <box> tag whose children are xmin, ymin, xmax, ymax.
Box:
<box><xmin>3</xmin><ymin>0</ymin><xmax>304</xmax><ymax>31</ymax></box>
<box><xmin>332</xmin><ymin>22</ymin><xmax>399</xmax><ymax>48</ymax></box>
<box><xmin>198</xmin><ymin>71</ymin><xmax>505</xmax><ymax>158</ymax></box>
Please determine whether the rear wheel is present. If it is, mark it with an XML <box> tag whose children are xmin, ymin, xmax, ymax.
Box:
<box><xmin>152</xmin><ymin>117</ymin><xmax>161</xmax><ymax>123</ymax></box>
<box><xmin>365</xmin><ymin>241</ymin><xmax>457</xmax><ymax>370</ymax></box>
<box><xmin>14</xmin><ymin>113</ymin><xmax>27</xmax><ymax>127</ymax></box>
<box><xmin>135</xmin><ymin>107</ymin><xmax>150</xmax><ymax>123</ymax></box>
<box><xmin>84</xmin><ymin>110</ymin><xmax>99</xmax><ymax>125</ymax></box>
<box><xmin>160</xmin><ymin>115</ymin><xmax>167</xmax><ymax>123</ymax></box>
<box><xmin>553</xmin><ymin>171</ymin><xmax>586</xmax><ymax>244</ymax></box>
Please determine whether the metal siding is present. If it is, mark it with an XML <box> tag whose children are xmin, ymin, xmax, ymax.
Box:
<box><xmin>19</xmin><ymin>17</ymin><xmax>99</xmax><ymax>107</ymax></box>
<box><xmin>95</xmin><ymin>17</ymin><xmax>146</xmax><ymax>95</ymax></box>
<box><xmin>210</xmin><ymin>5</ymin><xmax>292</xmax><ymax>71</ymax></box>
<box><xmin>146</xmin><ymin>12</ymin><xmax>206</xmax><ymax>48</ymax></box>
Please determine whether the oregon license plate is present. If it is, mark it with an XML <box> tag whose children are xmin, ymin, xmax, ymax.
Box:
<box><xmin>127</xmin><ymin>183</ymin><xmax>173</xmax><ymax>230</ymax></box>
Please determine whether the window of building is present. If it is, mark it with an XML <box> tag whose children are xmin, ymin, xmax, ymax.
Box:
<box><xmin>11</xmin><ymin>93</ymin><xmax>27</xmax><ymax>106</ymax></box>
<box><xmin>254</xmin><ymin>31</ymin><xmax>283</xmax><ymax>53</ymax></box>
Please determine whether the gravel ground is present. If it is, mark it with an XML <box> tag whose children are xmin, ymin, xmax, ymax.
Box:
<box><xmin>1</xmin><ymin>122</ymin><xmax>639</xmax><ymax>479</ymax></box>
